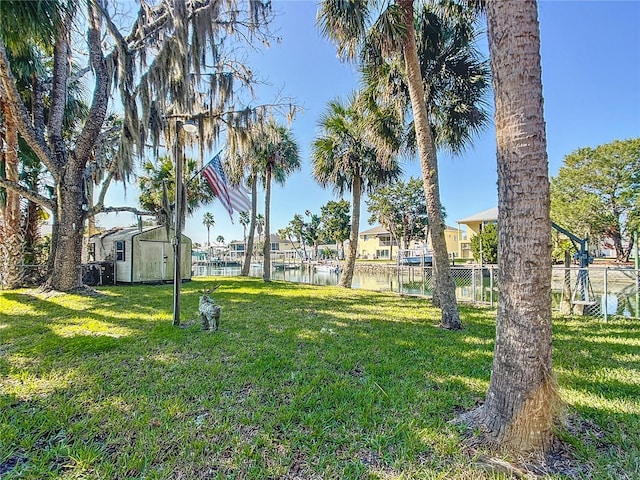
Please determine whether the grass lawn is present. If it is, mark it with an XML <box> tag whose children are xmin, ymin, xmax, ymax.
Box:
<box><xmin>1</xmin><ymin>277</ymin><xmax>638</xmax><ymax>479</ymax></box>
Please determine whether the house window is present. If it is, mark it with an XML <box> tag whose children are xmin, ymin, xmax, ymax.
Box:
<box><xmin>87</xmin><ymin>243</ymin><xmax>96</xmax><ymax>262</ymax></box>
<box><xmin>115</xmin><ymin>240</ymin><xmax>125</xmax><ymax>261</ymax></box>
<box><xmin>379</xmin><ymin>236</ymin><xmax>391</xmax><ymax>247</ymax></box>
<box><xmin>376</xmin><ymin>249</ymin><xmax>390</xmax><ymax>259</ymax></box>
<box><xmin>271</xmin><ymin>242</ymin><xmax>279</xmax><ymax>251</ymax></box>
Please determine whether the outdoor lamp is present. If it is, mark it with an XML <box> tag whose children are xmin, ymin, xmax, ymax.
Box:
<box><xmin>173</xmin><ymin>118</ymin><xmax>197</xmax><ymax>326</ymax></box>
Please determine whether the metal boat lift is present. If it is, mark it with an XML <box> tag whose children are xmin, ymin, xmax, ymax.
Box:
<box><xmin>552</xmin><ymin>222</ymin><xmax>596</xmax><ymax>312</ymax></box>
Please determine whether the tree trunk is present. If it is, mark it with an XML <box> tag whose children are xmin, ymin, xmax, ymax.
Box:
<box><xmin>45</xmin><ymin>160</ymin><xmax>86</xmax><ymax>291</ymax></box>
<box><xmin>0</xmin><ymin>98</ymin><xmax>24</xmax><ymax>289</ymax></box>
<box><xmin>399</xmin><ymin>0</ymin><xmax>461</xmax><ymax>329</ymax></box>
<box><xmin>610</xmin><ymin>228</ymin><xmax>625</xmax><ymax>262</ymax></box>
<box><xmin>338</xmin><ymin>174</ymin><xmax>361</xmax><ymax>288</ymax></box>
<box><xmin>461</xmin><ymin>0</ymin><xmax>559</xmax><ymax>455</ymax></box>
<box><xmin>241</xmin><ymin>175</ymin><xmax>258</xmax><ymax>276</ymax></box>
<box><xmin>262</xmin><ymin>165</ymin><xmax>272</xmax><ymax>282</ymax></box>
<box><xmin>23</xmin><ymin>200</ymin><xmax>42</xmax><ymax>265</ymax></box>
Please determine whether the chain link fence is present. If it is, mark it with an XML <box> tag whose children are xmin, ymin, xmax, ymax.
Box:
<box><xmin>397</xmin><ymin>265</ymin><xmax>640</xmax><ymax>319</ymax></box>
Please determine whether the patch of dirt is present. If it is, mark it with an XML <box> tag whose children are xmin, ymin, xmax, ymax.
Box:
<box><xmin>35</xmin><ymin>285</ymin><xmax>106</xmax><ymax>298</ymax></box>
<box><xmin>0</xmin><ymin>453</ymin><xmax>26</xmax><ymax>476</ymax></box>
<box><xmin>457</xmin><ymin>411</ymin><xmax>604</xmax><ymax>478</ymax></box>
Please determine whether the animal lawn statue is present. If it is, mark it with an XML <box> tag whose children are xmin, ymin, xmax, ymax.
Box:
<box><xmin>199</xmin><ymin>285</ymin><xmax>221</xmax><ymax>331</ymax></box>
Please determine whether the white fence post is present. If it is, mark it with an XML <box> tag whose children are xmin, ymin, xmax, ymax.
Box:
<box><xmin>603</xmin><ymin>267</ymin><xmax>608</xmax><ymax>322</ymax></box>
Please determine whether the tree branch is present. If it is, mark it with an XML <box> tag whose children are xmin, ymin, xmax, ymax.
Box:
<box><xmin>0</xmin><ymin>178</ymin><xmax>56</xmax><ymax>212</ymax></box>
<box><xmin>90</xmin><ymin>206</ymin><xmax>155</xmax><ymax>217</ymax></box>
<box><xmin>75</xmin><ymin>2</ymin><xmax>111</xmax><ymax>161</ymax></box>
<box><xmin>88</xmin><ymin>170</ymin><xmax>115</xmax><ymax>216</ymax></box>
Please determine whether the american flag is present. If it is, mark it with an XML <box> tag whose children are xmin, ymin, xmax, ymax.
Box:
<box><xmin>202</xmin><ymin>153</ymin><xmax>251</xmax><ymax>220</ymax></box>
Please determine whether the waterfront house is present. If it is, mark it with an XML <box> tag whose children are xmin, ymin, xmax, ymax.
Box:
<box><xmin>359</xmin><ymin>225</ymin><xmax>460</xmax><ymax>260</ymax></box>
<box><xmin>456</xmin><ymin>207</ymin><xmax>498</xmax><ymax>260</ymax></box>
<box><xmin>358</xmin><ymin>225</ymin><xmax>397</xmax><ymax>260</ymax></box>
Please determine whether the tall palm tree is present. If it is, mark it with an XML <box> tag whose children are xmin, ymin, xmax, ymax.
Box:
<box><xmin>0</xmin><ymin>92</ymin><xmax>22</xmax><ymax>288</ymax></box>
<box><xmin>0</xmin><ymin>0</ymin><xmax>62</xmax><ymax>288</ymax></box>
<box><xmin>256</xmin><ymin>213</ymin><xmax>265</xmax><ymax>253</ymax></box>
<box><xmin>317</xmin><ymin>0</ymin><xmax>487</xmax><ymax>329</ymax></box>
<box><xmin>312</xmin><ymin>92</ymin><xmax>402</xmax><ymax>288</ymax></box>
<box><xmin>225</xmin><ymin>130</ymin><xmax>263</xmax><ymax>277</ymax></box>
<box><xmin>202</xmin><ymin>212</ymin><xmax>215</xmax><ymax>247</ymax></box>
<box><xmin>239</xmin><ymin>210</ymin><xmax>250</xmax><ymax>258</ymax></box>
<box><xmin>459</xmin><ymin>0</ymin><xmax>559</xmax><ymax>455</ymax></box>
<box><xmin>256</xmin><ymin>122</ymin><xmax>301</xmax><ymax>282</ymax></box>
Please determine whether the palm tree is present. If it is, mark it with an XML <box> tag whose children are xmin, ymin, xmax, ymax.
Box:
<box><xmin>225</xmin><ymin>131</ymin><xmax>263</xmax><ymax>277</ymax></box>
<box><xmin>256</xmin><ymin>213</ymin><xmax>265</xmax><ymax>254</ymax></box>
<box><xmin>256</xmin><ymin>123</ymin><xmax>301</xmax><ymax>281</ymax></box>
<box><xmin>216</xmin><ymin>235</ymin><xmax>224</xmax><ymax>245</ymax></box>
<box><xmin>312</xmin><ymin>93</ymin><xmax>402</xmax><ymax>287</ymax></box>
<box><xmin>0</xmin><ymin>0</ymin><xmax>62</xmax><ymax>288</ymax></box>
<box><xmin>202</xmin><ymin>212</ymin><xmax>215</xmax><ymax>248</ymax></box>
<box><xmin>317</xmin><ymin>0</ymin><xmax>487</xmax><ymax>329</ymax></box>
<box><xmin>138</xmin><ymin>156</ymin><xmax>214</xmax><ymax>226</ymax></box>
<box><xmin>457</xmin><ymin>0</ymin><xmax>558</xmax><ymax>455</ymax></box>
<box><xmin>239</xmin><ymin>210</ymin><xmax>250</xmax><ymax>258</ymax></box>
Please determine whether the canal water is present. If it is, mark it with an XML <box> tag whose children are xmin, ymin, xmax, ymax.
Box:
<box><xmin>193</xmin><ymin>263</ymin><xmax>640</xmax><ymax>318</ymax></box>
<box><xmin>193</xmin><ymin>264</ymin><xmax>401</xmax><ymax>292</ymax></box>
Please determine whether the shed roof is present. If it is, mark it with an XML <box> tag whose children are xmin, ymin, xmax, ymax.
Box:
<box><xmin>89</xmin><ymin>225</ymin><xmax>181</xmax><ymax>241</ymax></box>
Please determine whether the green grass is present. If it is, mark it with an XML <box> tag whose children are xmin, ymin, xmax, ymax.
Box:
<box><xmin>1</xmin><ymin>278</ymin><xmax>638</xmax><ymax>479</ymax></box>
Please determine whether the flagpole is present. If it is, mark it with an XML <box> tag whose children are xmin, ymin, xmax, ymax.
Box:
<box><xmin>186</xmin><ymin>147</ymin><xmax>225</xmax><ymax>186</ymax></box>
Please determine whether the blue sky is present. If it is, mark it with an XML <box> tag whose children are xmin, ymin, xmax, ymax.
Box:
<box><xmin>100</xmin><ymin>0</ymin><xmax>640</xmax><ymax>246</ymax></box>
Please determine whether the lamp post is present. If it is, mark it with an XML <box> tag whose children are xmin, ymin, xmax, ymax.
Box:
<box><xmin>173</xmin><ymin>119</ymin><xmax>198</xmax><ymax>327</ymax></box>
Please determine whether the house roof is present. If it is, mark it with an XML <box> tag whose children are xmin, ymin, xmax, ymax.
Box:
<box><xmin>457</xmin><ymin>207</ymin><xmax>498</xmax><ymax>224</ymax></box>
<box><xmin>359</xmin><ymin>225</ymin><xmax>389</xmax><ymax>236</ymax></box>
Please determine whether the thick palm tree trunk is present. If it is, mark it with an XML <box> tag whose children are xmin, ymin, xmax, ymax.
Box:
<box><xmin>0</xmin><ymin>99</ymin><xmax>24</xmax><ymax>289</ymax></box>
<box><xmin>262</xmin><ymin>166</ymin><xmax>272</xmax><ymax>282</ymax></box>
<box><xmin>462</xmin><ymin>0</ymin><xmax>558</xmax><ymax>455</ymax></box>
<box><xmin>399</xmin><ymin>0</ymin><xmax>461</xmax><ymax>330</ymax></box>
<box><xmin>338</xmin><ymin>174</ymin><xmax>361</xmax><ymax>288</ymax></box>
<box><xmin>241</xmin><ymin>176</ymin><xmax>258</xmax><ymax>276</ymax></box>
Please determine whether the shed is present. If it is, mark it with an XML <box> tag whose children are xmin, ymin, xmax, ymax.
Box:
<box><xmin>85</xmin><ymin>226</ymin><xmax>192</xmax><ymax>283</ymax></box>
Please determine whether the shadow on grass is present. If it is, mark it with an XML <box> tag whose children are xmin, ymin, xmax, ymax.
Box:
<box><xmin>1</xmin><ymin>277</ymin><xmax>638</xmax><ymax>478</ymax></box>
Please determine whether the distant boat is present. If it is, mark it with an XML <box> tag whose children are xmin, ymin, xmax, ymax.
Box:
<box><xmin>315</xmin><ymin>264</ymin><xmax>341</xmax><ymax>274</ymax></box>
<box><xmin>274</xmin><ymin>263</ymin><xmax>300</xmax><ymax>271</ymax></box>
<box><xmin>400</xmin><ymin>255</ymin><xmax>433</xmax><ymax>266</ymax></box>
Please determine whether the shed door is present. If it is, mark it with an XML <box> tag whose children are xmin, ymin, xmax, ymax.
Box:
<box><xmin>137</xmin><ymin>241</ymin><xmax>168</xmax><ymax>282</ymax></box>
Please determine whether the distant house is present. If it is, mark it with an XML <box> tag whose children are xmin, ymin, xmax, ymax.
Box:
<box><xmin>456</xmin><ymin>207</ymin><xmax>498</xmax><ymax>260</ymax></box>
<box><xmin>358</xmin><ymin>226</ymin><xmax>398</xmax><ymax>259</ymax></box>
<box><xmin>228</xmin><ymin>240</ymin><xmax>246</xmax><ymax>260</ymax></box>
<box><xmin>84</xmin><ymin>226</ymin><xmax>192</xmax><ymax>283</ymax></box>
<box><xmin>457</xmin><ymin>206</ymin><xmax>629</xmax><ymax>261</ymax></box>
<box><xmin>268</xmin><ymin>234</ymin><xmax>302</xmax><ymax>261</ymax></box>
<box><xmin>358</xmin><ymin>225</ymin><xmax>460</xmax><ymax>260</ymax></box>
<box><xmin>228</xmin><ymin>234</ymin><xmax>301</xmax><ymax>261</ymax></box>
